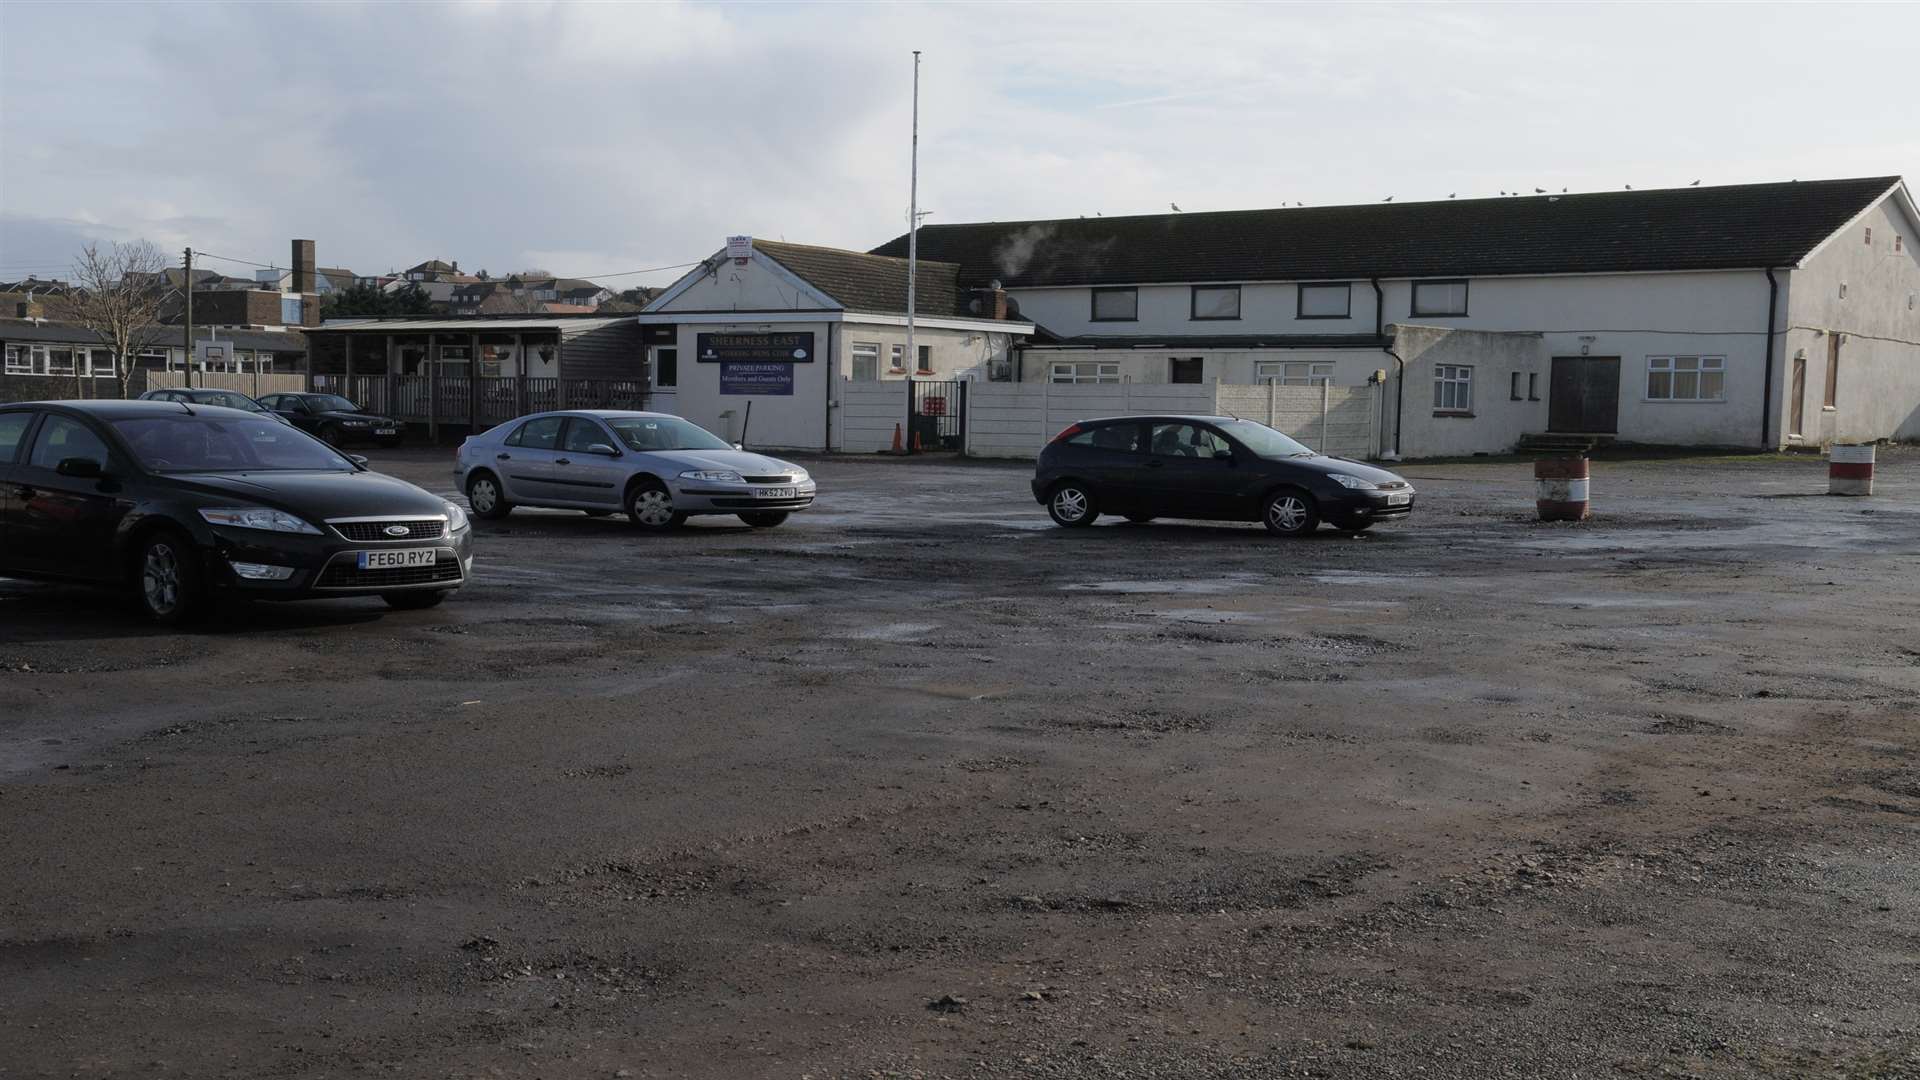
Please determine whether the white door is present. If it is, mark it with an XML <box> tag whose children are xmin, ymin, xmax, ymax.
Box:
<box><xmin>649</xmin><ymin>346</ymin><xmax>678</xmax><ymax>411</ymax></box>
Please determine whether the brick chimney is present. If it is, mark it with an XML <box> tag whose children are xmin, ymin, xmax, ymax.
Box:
<box><xmin>291</xmin><ymin>239</ymin><xmax>316</xmax><ymax>294</ymax></box>
<box><xmin>969</xmin><ymin>280</ymin><xmax>1008</xmax><ymax>320</ymax></box>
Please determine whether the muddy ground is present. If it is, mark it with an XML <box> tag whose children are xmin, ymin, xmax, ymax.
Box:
<box><xmin>3</xmin><ymin>447</ymin><xmax>1919</xmax><ymax>1079</ymax></box>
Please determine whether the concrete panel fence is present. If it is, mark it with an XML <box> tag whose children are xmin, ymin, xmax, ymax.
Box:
<box><xmin>964</xmin><ymin>382</ymin><xmax>1379</xmax><ymax>461</ymax></box>
<box><xmin>835</xmin><ymin>379</ymin><xmax>909</xmax><ymax>453</ymax></box>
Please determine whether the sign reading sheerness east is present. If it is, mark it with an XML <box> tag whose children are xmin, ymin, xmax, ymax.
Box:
<box><xmin>696</xmin><ymin>332</ymin><xmax>814</xmax><ymax>363</ymax></box>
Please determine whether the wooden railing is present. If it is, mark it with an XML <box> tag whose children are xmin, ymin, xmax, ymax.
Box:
<box><xmin>309</xmin><ymin>373</ymin><xmax>650</xmax><ymax>430</ymax></box>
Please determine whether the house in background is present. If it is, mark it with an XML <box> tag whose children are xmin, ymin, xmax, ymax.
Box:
<box><xmin>874</xmin><ymin>176</ymin><xmax>1920</xmax><ymax>453</ymax></box>
<box><xmin>449</xmin><ymin>276</ymin><xmax>613</xmax><ymax>315</ymax></box>
<box><xmin>638</xmin><ymin>238</ymin><xmax>1032</xmax><ymax>449</ymax></box>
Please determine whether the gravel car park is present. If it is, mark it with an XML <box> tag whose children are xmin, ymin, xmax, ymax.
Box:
<box><xmin>4</xmin><ymin>445</ymin><xmax>1919</xmax><ymax>1078</ymax></box>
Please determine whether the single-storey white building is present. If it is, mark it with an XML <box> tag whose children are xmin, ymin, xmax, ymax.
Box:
<box><xmin>638</xmin><ymin>239</ymin><xmax>1032</xmax><ymax>450</ymax></box>
<box><xmin>872</xmin><ymin>176</ymin><xmax>1920</xmax><ymax>456</ymax></box>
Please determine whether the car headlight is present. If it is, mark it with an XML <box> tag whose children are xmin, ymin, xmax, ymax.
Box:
<box><xmin>679</xmin><ymin>469</ymin><xmax>744</xmax><ymax>483</ymax></box>
<box><xmin>444</xmin><ymin>501</ymin><xmax>469</xmax><ymax>532</ymax></box>
<box><xmin>199</xmin><ymin>507</ymin><xmax>323</xmax><ymax>534</ymax></box>
<box><xmin>1327</xmin><ymin>473</ymin><xmax>1379</xmax><ymax>491</ymax></box>
<box><xmin>790</xmin><ymin>469</ymin><xmax>810</xmax><ymax>484</ymax></box>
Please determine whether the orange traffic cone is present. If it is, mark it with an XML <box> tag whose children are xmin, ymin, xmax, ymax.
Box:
<box><xmin>890</xmin><ymin>423</ymin><xmax>904</xmax><ymax>453</ymax></box>
<box><xmin>913</xmin><ymin>430</ymin><xmax>924</xmax><ymax>451</ymax></box>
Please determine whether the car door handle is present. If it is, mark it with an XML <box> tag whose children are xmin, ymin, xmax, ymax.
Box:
<box><xmin>555</xmin><ymin>458</ymin><xmax>571</xmax><ymax>466</ymax></box>
<box><xmin>1144</xmin><ymin>460</ymin><xmax>1165</xmax><ymax>469</ymax></box>
<box><xmin>496</xmin><ymin>453</ymin><xmax>511</xmax><ymax>460</ymax></box>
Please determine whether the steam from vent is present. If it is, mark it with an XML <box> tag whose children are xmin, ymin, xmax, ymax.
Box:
<box><xmin>993</xmin><ymin>225</ymin><xmax>1055</xmax><ymax>278</ymax></box>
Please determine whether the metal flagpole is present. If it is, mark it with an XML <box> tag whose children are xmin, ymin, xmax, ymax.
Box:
<box><xmin>906</xmin><ymin>50</ymin><xmax>920</xmax><ymax>380</ymax></box>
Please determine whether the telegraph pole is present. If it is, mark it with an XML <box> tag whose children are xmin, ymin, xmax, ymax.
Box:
<box><xmin>906</xmin><ymin>50</ymin><xmax>920</xmax><ymax>379</ymax></box>
<box><xmin>182</xmin><ymin>247</ymin><xmax>195</xmax><ymax>387</ymax></box>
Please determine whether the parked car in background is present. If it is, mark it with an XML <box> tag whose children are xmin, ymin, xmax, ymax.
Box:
<box><xmin>456</xmin><ymin>410</ymin><xmax>816</xmax><ymax>530</ymax></box>
<box><xmin>256</xmin><ymin>392</ymin><xmax>404</xmax><ymax>448</ymax></box>
<box><xmin>0</xmin><ymin>400</ymin><xmax>471</xmax><ymax>623</ymax></box>
<box><xmin>139</xmin><ymin>386</ymin><xmax>291</xmax><ymax>425</ymax></box>
<box><xmin>1032</xmin><ymin>414</ymin><xmax>1415</xmax><ymax>536</ymax></box>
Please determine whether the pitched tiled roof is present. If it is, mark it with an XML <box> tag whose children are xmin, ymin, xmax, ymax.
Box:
<box><xmin>753</xmin><ymin>240</ymin><xmax>971</xmax><ymax>318</ymax></box>
<box><xmin>870</xmin><ymin>177</ymin><xmax>1904</xmax><ymax>287</ymax></box>
<box><xmin>0</xmin><ymin>318</ymin><xmax>306</xmax><ymax>352</ymax></box>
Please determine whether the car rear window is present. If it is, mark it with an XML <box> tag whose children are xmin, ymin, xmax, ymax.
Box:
<box><xmin>1067</xmin><ymin>424</ymin><xmax>1141</xmax><ymax>452</ymax></box>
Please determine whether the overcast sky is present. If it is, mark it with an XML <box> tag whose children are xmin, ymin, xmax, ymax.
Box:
<box><xmin>3</xmin><ymin>1</ymin><xmax>1917</xmax><ymax>290</ymax></box>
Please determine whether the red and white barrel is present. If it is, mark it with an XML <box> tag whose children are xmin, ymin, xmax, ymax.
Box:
<box><xmin>1535</xmin><ymin>456</ymin><xmax>1590</xmax><ymax>522</ymax></box>
<box><xmin>1829</xmin><ymin>443</ymin><xmax>1875</xmax><ymax>496</ymax></box>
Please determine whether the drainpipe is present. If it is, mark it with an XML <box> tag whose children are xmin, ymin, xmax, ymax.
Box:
<box><xmin>1383</xmin><ymin>340</ymin><xmax>1406</xmax><ymax>460</ymax></box>
<box><xmin>1370</xmin><ymin>278</ymin><xmax>1404</xmax><ymax>459</ymax></box>
<box><xmin>1759</xmin><ymin>267</ymin><xmax>1779</xmax><ymax>450</ymax></box>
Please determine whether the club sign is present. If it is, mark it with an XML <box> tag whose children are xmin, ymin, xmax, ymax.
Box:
<box><xmin>696</xmin><ymin>332</ymin><xmax>814</xmax><ymax>363</ymax></box>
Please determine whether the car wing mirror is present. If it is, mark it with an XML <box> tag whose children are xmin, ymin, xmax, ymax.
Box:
<box><xmin>348</xmin><ymin>454</ymin><xmax>370</xmax><ymax>468</ymax></box>
<box><xmin>56</xmin><ymin>457</ymin><xmax>104</xmax><ymax>479</ymax></box>
<box><xmin>1213</xmin><ymin>449</ymin><xmax>1234</xmax><ymax>461</ymax></box>
<box><xmin>732</xmin><ymin>442</ymin><xmax>744</xmax><ymax>451</ymax></box>
<box><xmin>587</xmin><ymin>443</ymin><xmax>621</xmax><ymax>456</ymax></box>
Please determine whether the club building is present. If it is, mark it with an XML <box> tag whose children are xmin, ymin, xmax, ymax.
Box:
<box><xmin>871</xmin><ymin>176</ymin><xmax>1920</xmax><ymax>453</ymax></box>
<box><xmin>637</xmin><ymin>239</ymin><xmax>1032</xmax><ymax>449</ymax></box>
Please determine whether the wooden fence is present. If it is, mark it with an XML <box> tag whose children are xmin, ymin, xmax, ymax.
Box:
<box><xmin>309</xmin><ymin>373</ymin><xmax>648</xmax><ymax>431</ymax></box>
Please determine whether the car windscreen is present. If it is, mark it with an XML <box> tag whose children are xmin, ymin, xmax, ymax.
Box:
<box><xmin>605</xmin><ymin>417</ymin><xmax>732</xmax><ymax>452</ymax></box>
<box><xmin>1219</xmin><ymin>419</ymin><xmax>1315</xmax><ymax>458</ymax></box>
<box><xmin>113</xmin><ymin>416</ymin><xmax>355</xmax><ymax>473</ymax></box>
<box><xmin>308</xmin><ymin>395</ymin><xmax>362</xmax><ymax>413</ymax></box>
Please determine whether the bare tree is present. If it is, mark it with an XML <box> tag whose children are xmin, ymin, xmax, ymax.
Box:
<box><xmin>67</xmin><ymin>240</ymin><xmax>173</xmax><ymax>399</ymax></box>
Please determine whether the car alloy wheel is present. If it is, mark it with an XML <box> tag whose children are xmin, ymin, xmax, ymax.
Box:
<box><xmin>1263</xmin><ymin>491</ymin><xmax>1319</xmax><ymax>536</ymax></box>
<box><xmin>143</xmin><ymin>541</ymin><xmax>182</xmax><ymax>615</ymax></box>
<box><xmin>469</xmin><ymin>478</ymin><xmax>498</xmax><ymax>514</ymax></box>
<box><xmin>1047</xmin><ymin>484</ymin><xmax>1096</xmax><ymax>528</ymax></box>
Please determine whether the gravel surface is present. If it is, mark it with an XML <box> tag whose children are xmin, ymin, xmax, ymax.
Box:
<box><xmin>3</xmin><ymin>446</ymin><xmax>1919</xmax><ymax>1079</ymax></box>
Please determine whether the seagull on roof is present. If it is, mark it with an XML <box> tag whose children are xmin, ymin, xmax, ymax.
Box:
<box><xmin>1625</xmin><ymin>184</ymin><xmax>1633</xmax><ymax>190</ymax></box>
<box><xmin>1499</xmin><ymin>190</ymin><xmax>1506</xmax><ymax>196</ymax></box>
<box><xmin>1170</xmin><ymin>202</ymin><xmax>1182</xmax><ymax>212</ymax></box>
<box><xmin>1690</xmin><ymin>179</ymin><xmax>1700</xmax><ymax>186</ymax></box>
<box><xmin>1535</xmin><ymin>187</ymin><xmax>1546</xmax><ymax>193</ymax></box>
<box><xmin>1448</xmin><ymin>193</ymin><xmax>1456</xmax><ymax>199</ymax></box>
<box><xmin>1383</xmin><ymin>196</ymin><xmax>1393</xmax><ymax>202</ymax></box>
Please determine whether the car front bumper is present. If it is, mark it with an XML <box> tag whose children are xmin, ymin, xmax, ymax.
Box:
<box><xmin>201</xmin><ymin>525</ymin><xmax>473</xmax><ymax>600</ymax></box>
<box><xmin>670</xmin><ymin>479</ymin><xmax>818</xmax><ymax>515</ymax></box>
<box><xmin>1321</xmin><ymin>488</ymin><xmax>1416</xmax><ymax>527</ymax></box>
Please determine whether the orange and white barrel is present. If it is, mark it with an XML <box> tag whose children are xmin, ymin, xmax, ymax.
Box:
<box><xmin>1535</xmin><ymin>456</ymin><xmax>1590</xmax><ymax>522</ymax></box>
<box><xmin>1829</xmin><ymin>443</ymin><xmax>1875</xmax><ymax>496</ymax></box>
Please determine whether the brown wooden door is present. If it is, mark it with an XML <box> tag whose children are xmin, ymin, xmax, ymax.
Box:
<box><xmin>1548</xmin><ymin>356</ymin><xmax>1620</xmax><ymax>434</ymax></box>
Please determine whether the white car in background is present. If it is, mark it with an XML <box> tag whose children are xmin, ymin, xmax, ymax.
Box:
<box><xmin>455</xmin><ymin>410</ymin><xmax>816</xmax><ymax>530</ymax></box>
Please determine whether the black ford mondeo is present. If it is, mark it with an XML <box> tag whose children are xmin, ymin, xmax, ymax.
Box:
<box><xmin>0</xmin><ymin>400</ymin><xmax>471</xmax><ymax>623</ymax></box>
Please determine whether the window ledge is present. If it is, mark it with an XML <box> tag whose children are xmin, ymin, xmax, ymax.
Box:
<box><xmin>1433</xmin><ymin>410</ymin><xmax>1475</xmax><ymax>419</ymax></box>
<box><xmin>1642</xmin><ymin>398</ymin><xmax>1727</xmax><ymax>405</ymax></box>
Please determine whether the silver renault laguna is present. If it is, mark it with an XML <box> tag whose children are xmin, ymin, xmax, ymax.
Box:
<box><xmin>455</xmin><ymin>410</ymin><xmax>816</xmax><ymax>530</ymax></box>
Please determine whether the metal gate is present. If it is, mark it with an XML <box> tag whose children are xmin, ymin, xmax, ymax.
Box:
<box><xmin>906</xmin><ymin>378</ymin><xmax>966</xmax><ymax>453</ymax></box>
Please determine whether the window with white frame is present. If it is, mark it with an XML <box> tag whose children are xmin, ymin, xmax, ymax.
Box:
<box><xmin>1646</xmin><ymin>355</ymin><xmax>1724</xmax><ymax>401</ymax></box>
<box><xmin>850</xmin><ymin>342</ymin><xmax>881</xmax><ymax>381</ymax></box>
<box><xmin>1411</xmin><ymin>279</ymin><xmax>1469</xmax><ymax>316</ymax></box>
<box><xmin>1050</xmin><ymin>361</ymin><xmax>1122</xmax><ymax>384</ymax></box>
<box><xmin>1254</xmin><ymin>361</ymin><xmax>1332</xmax><ymax>385</ymax></box>
<box><xmin>1297</xmin><ymin>282</ymin><xmax>1351</xmax><ymax>319</ymax></box>
<box><xmin>1433</xmin><ymin>364</ymin><xmax>1473</xmax><ymax>412</ymax></box>
<box><xmin>46</xmin><ymin>347</ymin><xmax>76</xmax><ymax>376</ymax></box>
<box><xmin>889</xmin><ymin>343</ymin><xmax>906</xmax><ymax>371</ymax></box>
<box><xmin>4</xmin><ymin>345</ymin><xmax>27</xmax><ymax>375</ymax></box>
<box><xmin>89</xmin><ymin>349</ymin><xmax>114</xmax><ymax>377</ymax></box>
